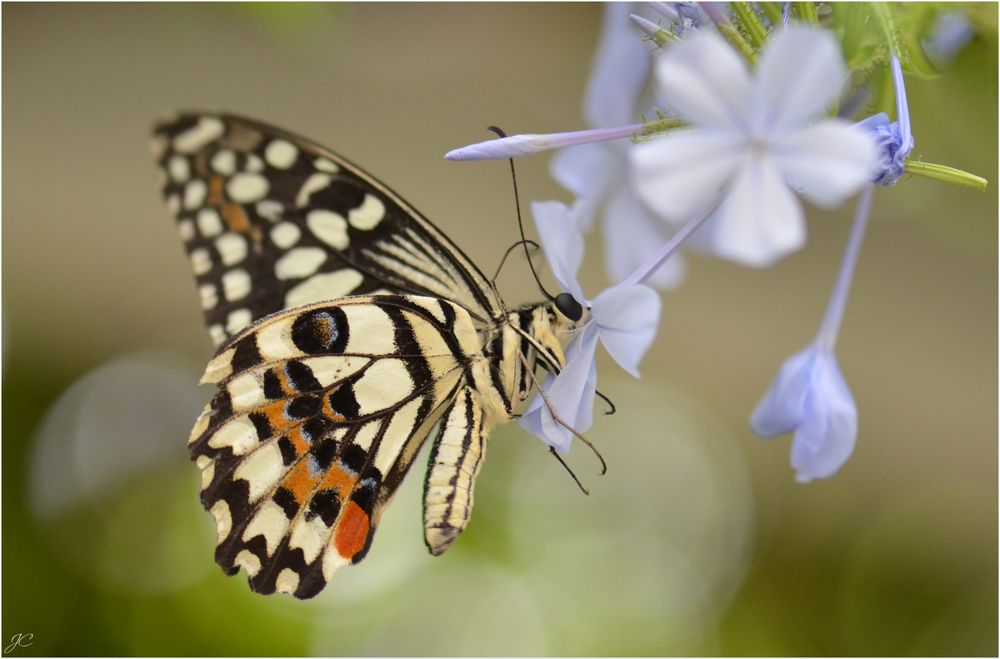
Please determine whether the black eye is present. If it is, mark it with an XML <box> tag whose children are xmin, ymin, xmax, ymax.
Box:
<box><xmin>554</xmin><ymin>292</ymin><xmax>583</xmax><ymax>322</ymax></box>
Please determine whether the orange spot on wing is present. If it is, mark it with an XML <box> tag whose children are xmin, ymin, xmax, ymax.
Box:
<box><xmin>334</xmin><ymin>501</ymin><xmax>370</xmax><ymax>559</ymax></box>
<box><xmin>286</xmin><ymin>426</ymin><xmax>311</xmax><ymax>455</ymax></box>
<box><xmin>321</xmin><ymin>463</ymin><xmax>356</xmax><ymax>500</ymax></box>
<box><xmin>283</xmin><ymin>460</ymin><xmax>320</xmax><ymax>504</ymax></box>
<box><xmin>222</xmin><ymin>202</ymin><xmax>251</xmax><ymax>233</ymax></box>
<box><xmin>260</xmin><ymin>400</ymin><xmax>294</xmax><ymax>434</ymax></box>
<box><xmin>208</xmin><ymin>176</ymin><xmax>225</xmax><ymax>205</ymax></box>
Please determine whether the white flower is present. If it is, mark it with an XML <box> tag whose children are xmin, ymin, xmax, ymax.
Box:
<box><xmin>632</xmin><ymin>26</ymin><xmax>880</xmax><ymax>267</ymax></box>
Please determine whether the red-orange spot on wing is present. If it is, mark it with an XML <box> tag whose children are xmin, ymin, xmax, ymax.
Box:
<box><xmin>334</xmin><ymin>501</ymin><xmax>370</xmax><ymax>559</ymax></box>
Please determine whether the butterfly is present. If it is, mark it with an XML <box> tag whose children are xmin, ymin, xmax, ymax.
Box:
<box><xmin>151</xmin><ymin>113</ymin><xmax>583</xmax><ymax>598</ymax></box>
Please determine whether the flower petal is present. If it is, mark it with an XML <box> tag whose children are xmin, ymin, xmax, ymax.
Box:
<box><xmin>655</xmin><ymin>30</ymin><xmax>753</xmax><ymax>131</ymax></box>
<box><xmin>773</xmin><ymin>121</ymin><xmax>880</xmax><ymax>208</ymax></box>
<box><xmin>531</xmin><ymin>200</ymin><xmax>587</xmax><ymax>304</ymax></box>
<box><xmin>518</xmin><ymin>324</ymin><xmax>600</xmax><ymax>454</ymax></box>
<box><xmin>790</xmin><ymin>352</ymin><xmax>857</xmax><ymax>483</ymax></box>
<box><xmin>753</xmin><ymin>26</ymin><xmax>848</xmax><ymax>132</ymax></box>
<box><xmin>630</xmin><ymin>129</ymin><xmax>742</xmax><ymax>224</ymax></box>
<box><xmin>584</xmin><ymin>2</ymin><xmax>653</xmax><ymax>129</ymax></box>
<box><xmin>591</xmin><ymin>284</ymin><xmax>661</xmax><ymax>377</ymax></box>
<box><xmin>700</xmin><ymin>155</ymin><xmax>805</xmax><ymax>267</ymax></box>
<box><xmin>750</xmin><ymin>346</ymin><xmax>816</xmax><ymax>437</ymax></box>
<box><xmin>550</xmin><ymin>143</ymin><xmax>617</xmax><ymax>231</ymax></box>
<box><xmin>603</xmin><ymin>186</ymin><xmax>686</xmax><ymax>289</ymax></box>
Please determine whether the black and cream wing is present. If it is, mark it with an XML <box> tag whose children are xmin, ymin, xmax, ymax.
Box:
<box><xmin>152</xmin><ymin>112</ymin><xmax>502</xmax><ymax>346</ymax></box>
<box><xmin>191</xmin><ymin>294</ymin><xmax>486</xmax><ymax>598</ymax></box>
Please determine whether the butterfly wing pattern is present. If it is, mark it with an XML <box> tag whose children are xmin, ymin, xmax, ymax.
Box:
<box><xmin>152</xmin><ymin>112</ymin><xmax>501</xmax><ymax>347</ymax></box>
<box><xmin>153</xmin><ymin>112</ymin><xmax>571</xmax><ymax>598</ymax></box>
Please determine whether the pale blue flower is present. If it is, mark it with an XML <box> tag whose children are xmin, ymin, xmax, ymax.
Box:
<box><xmin>751</xmin><ymin>186</ymin><xmax>874</xmax><ymax>482</ymax></box>
<box><xmin>858</xmin><ymin>56</ymin><xmax>914</xmax><ymax>187</ymax></box>
<box><xmin>632</xmin><ymin>26</ymin><xmax>880</xmax><ymax>267</ymax></box>
<box><xmin>924</xmin><ymin>12</ymin><xmax>974</xmax><ymax>65</ymax></box>
<box><xmin>518</xmin><ymin>201</ymin><xmax>661</xmax><ymax>453</ymax></box>
<box><xmin>750</xmin><ymin>345</ymin><xmax>857</xmax><ymax>483</ymax></box>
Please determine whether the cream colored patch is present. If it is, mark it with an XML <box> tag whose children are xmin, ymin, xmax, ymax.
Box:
<box><xmin>303</xmin><ymin>355</ymin><xmax>370</xmax><ymax>387</ymax></box>
<box><xmin>196</xmin><ymin>455</ymin><xmax>211</xmax><ymax>469</ymax></box>
<box><xmin>190</xmin><ymin>248</ymin><xmax>212</xmax><ymax>275</ymax></box>
<box><xmin>226</xmin><ymin>308</ymin><xmax>253</xmax><ymax>336</ymax></box>
<box><xmin>228</xmin><ymin>370</ymin><xmax>264</xmax><ymax>411</ymax></box>
<box><xmin>202</xmin><ymin>347</ymin><xmax>235</xmax><ymax>383</ymax></box>
<box><xmin>190</xmin><ymin>404</ymin><xmax>212</xmax><ymax>443</ymax></box>
<box><xmin>177</xmin><ymin>219</ymin><xmax>196</xmax><ymax>242</ymax></box>
<box><xmin>222</xmin><ymin>268</ymin><xmax>252</xmax><ymax>301</ymax></box>
<box><xmin>275</xmin><ymin>247</ymin><xmax>326</xmax><ymax>280</ymax></box>
<box><xmin>245</xmin><ymin>154</ymin><xmax>265</xmax><ymax>173</ymax></box>
<box><xmin>322</xmin><ymin>546</ymin><xmax>349</xmax><ymax>582</ymax></box>
<box><xmin>374</xmin><ymin>397</ymin><xmax>423</xmax><ymax>474</ymax></box>
<box><xmin>235</xmin><ymin>550</ymin><xmax>262</xmax><ymax>577</ymax></box>
<box><xmin>307</xmin><ymin>209</ymin><xmax>349</xmax><ymax>250</ymax></box>
<box><xmin>168</xmin><ymin>156</ymin><xmax>190</xmax><ymax>182</ymax></box>
<box><xmin>234</xmin><ymin>442</ymin><xmax>284</xmax><ymax>501</ymax></box>
<box><xmin>289</xmin><ymin>516</ymin><xmax>328</xmax><ymax>564</ymax></box>
<box><xmin>256</xmin><ymin>321</ymin><xmax>297</xmax><ymax>362</ymax></box>
<box><xmin>200</xmin><ymin>460</ymin><xmax>216</xmax><ymax>490</ymax></box>
<box><xmin>352</xmin><ymin>359</ymin><xmax>413</xmax><ymax>416</ymax></box>
<box><xmin>174</xmin><ymin>117</ymin><xmax>224</xmax><ymax>153</ymax></box>
<box><xmin>197</xmin><ymin>208</ymin><xmax>223</xmax><ymax>237</ymax></box>
<box><xmin>216</xmin><ymin>232</ymin><xmax>248</xmax><ymax>266</ymax></box>
<box><xmin>199</xmin><ymin>283</ymin><xmax>218</xmax><ymax>310</ymax></box>
<box><xmin>314</xmin><ymin>158</ymin><xmax>340</xmax><ymax>173</ymax></box>
<box><xmin>183</xmin><ymin>179</ymin><xmax>207</xmax><ymax>209</ymax></box>
<box><xmin>285</xmin><ymin>270</ymin><xmax>364</xmax><ymax>308</ymax></box>
<box><xmin>342</xmin><ymin>304</ymin><xmax>396</xmax><ymax>354</ymax></box>
<box><xmin>242</xmin><ymin>500</ymin><xmax>290</xmax><ymax>555</ymax></box>
<box><xmin>208</xmin><ymin>324</ymin><xmax>227</xmax><ymax>347</ymax></box>
<box><xmin>265</xmin><ymin>139</ymin><xmax>298</xmax><ymax>169</ymax></box>
<box><xmin>227</xmin><ymin>173</ymin><xmax>269</xmax><ymax>203</ymax></box>
<box><xmin>295</xmin><ymin>173</ymin><xmax>331</xmax><ymax>207</ymax></box>
<box><xmin>270</xmin><ymin>222</ymin><xmax>301</xmax><ymax>249</ymax></box>
<box><xmin>407</xmin><ymin>298</ymin><xmax>448</xmax><ymax>324</ymax></box>
<box><xmin>351</xmin><ymin>417</ymin><xmax>382</xmax><ymax>452</ymax></box>
<box><xmin>348</xmin><ymin>194</ymin><xmax>386</xmax><ymax>230</ymax></box>
<box><xmin>167</xmin><ymin>193</ymin><xmax>181</xmax><ymax>214</ymax></box>
<box><xmin>276</xmin><ymin>568</ymin><xmax>301</xmax><ymax>595</ymax></box>
<box><xmin>256</xmin><ymin>200</ymin><xmax>284</xmax><ymax>222</ymax></box>
<box><xmin>211</xmin><ymin>149</ymin><xmax>237</xmax><ymax>175</ymax></box>
<box><xmin>210</xmin><ymin>499</ymin><xmax>232</xmax><ymax>544</ymax></box>
<box><xmin>208</xmin><ymin>416</ymin><xmax>259</xmax><ymax>454</ymax></box>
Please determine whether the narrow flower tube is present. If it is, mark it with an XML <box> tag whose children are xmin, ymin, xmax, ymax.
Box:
<box><xmin>750</xmin><ymin>186</ymin><xmax>874</xmax><ymax>482</ymax></box>
<box><xmin>445</xmin><ymin>124</ymin><xmax>642</xmax><ymax>161</ymax></box>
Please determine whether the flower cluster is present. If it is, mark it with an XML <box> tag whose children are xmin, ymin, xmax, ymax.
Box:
<box><xmin>447</xmin><ymin>3</ymin><xmax>986</xmax><ymax>482</ymax></box>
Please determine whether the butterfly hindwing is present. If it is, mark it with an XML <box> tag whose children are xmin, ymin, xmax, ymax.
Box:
<box><xmin>152</xmin><ymin>113</ymin><xmax>502</xmax><ymax>346</ymax></box>
<box><xmin>190</xmin><ymin>294</ymin><xmax>485</xmax><ymax>598</ymax></box>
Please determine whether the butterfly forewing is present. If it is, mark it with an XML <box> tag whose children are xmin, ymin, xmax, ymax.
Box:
<box><xmin>153</xmin><ymin>112</ymin><xmax>501</xmax><ymax>346</ymax></box>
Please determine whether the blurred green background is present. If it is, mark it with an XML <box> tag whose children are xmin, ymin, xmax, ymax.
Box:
<box><xmin>2</xmin><ymin>3</ymin><xmax>996</xmax><ymax>656</ymax></box>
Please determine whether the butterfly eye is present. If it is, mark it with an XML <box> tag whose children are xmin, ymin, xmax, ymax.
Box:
<box><xmin>554</xmin><ymin>292</ymin><xmax>583</xmax><ymax>322</ymax></box>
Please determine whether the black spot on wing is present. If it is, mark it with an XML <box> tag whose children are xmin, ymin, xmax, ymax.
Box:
<box><xmin>327</xmin><ymin>383</ymin><xmax>359</xmax><ymax>419</ymax></box>
<box><xmin>231</xmin><ymin>335</ymin><xmax>263</xmax><ymax>373</ymax></box>
<box><xmin>291</xmin><ymin>307</ymin><xmax>349</xmax><ymax>354</ymax></box>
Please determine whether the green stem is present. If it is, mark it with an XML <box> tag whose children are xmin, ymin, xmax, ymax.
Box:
<box><xmin>795</xmin><ymin>2</ymin><xmax>819</xmax><ymax>24</ymax></box>
<box><xmin>759</xmin><ymin>2</ymin><xmax>785</xmax><ymax>26</ymax></box>
<box><xmin>904</xmin><ymin>160</ymin><xmax>989</xmax><ymax>191</ymax></box>
<box><xmin>731</xmin><ymin>2</ymin><xmax>769</xmax><ymax>49</ymax></box>
<box><xmin>718</xmin><ymin>22</ymin><xmax>757</xmax><ymax>62</ymax></box>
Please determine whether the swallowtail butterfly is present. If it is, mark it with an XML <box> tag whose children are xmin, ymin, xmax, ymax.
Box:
<box><xmin>152</xmin><ymin>113</ymin><xmax>580</xmax><ymax>598</ymax></box>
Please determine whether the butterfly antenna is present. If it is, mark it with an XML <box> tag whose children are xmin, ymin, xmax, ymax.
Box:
<box><xmin>488</xmin><ymin>126</ymin><xmax>555</xmax><ymax>302</ymax></box>
<box><xmin>595</xmin><ymin>389</ymin><xmax>617</xmax><ymax>415</ymax></box>
<box><xmin>492</xmin><ymin>239</ymin><xmax>540</xmax><ymax>283</ymax></box>
<box><xmin>548</xmin><ymin>447</ymin><xmax>589</xmax><ymax>495</ymax></box>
